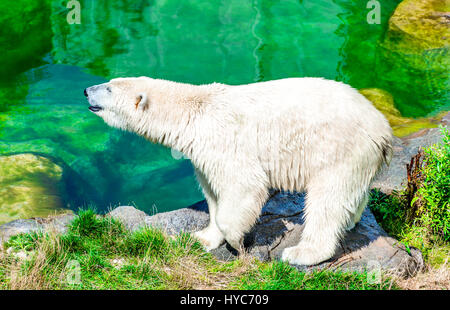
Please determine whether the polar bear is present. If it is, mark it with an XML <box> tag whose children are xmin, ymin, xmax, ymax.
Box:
<box><xmin>85</xmin><ymin>77</ymin><xmax>393</xmax><ymax>265</ymax></box>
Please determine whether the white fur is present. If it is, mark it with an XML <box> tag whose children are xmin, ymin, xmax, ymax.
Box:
<box><xmin>86</xmin><ymin>77</ymin><xmax>393</xmax><ymax>265</ymax></box>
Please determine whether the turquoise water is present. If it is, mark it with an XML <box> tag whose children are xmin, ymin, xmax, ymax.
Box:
<box><xmin>0</xmin><ymin>0</ymin><xmax>448</xmax><ymax>215</ymax></box>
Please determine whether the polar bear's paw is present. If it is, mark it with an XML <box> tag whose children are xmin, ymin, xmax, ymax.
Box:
<box><xmin>281</xmin><ymin>244</ymin><xmax>331</xmax><ymax>266</ymax></box>
<box><xmin>193</xmin><ymin>227</ymin><xmax>224</xmax><ymax>251</ymax></box>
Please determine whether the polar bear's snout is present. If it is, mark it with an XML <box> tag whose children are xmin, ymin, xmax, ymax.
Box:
<box><xmin>85</xmin><ymin>84</ymin><xmax>111</xmax><ymax>113</ymax></box>
<box><xmin>84</xmin><ymin>79</ymin><xmax>148</xmax><ymax>131</ymax></box>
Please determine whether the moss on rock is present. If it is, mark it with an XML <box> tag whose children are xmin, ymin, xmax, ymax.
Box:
<box><xmin>386</xmin><ymin>0</ymin><xmax>449</xmax><ymax>51</ymax></box>
<box><xmin>0</xmin><ymin>154</ymin><xmax>69</xmax><ymax>224</ymax></box>
<box><xmin>359</xmin><ymin>88</ymin><xmax>443</xmax><ymax>137</ymax></box>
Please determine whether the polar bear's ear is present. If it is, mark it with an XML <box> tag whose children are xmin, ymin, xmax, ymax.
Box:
<box><xmin>135</xmin><ymin>93</ymin><xmax>148</xmax><ymax>111</ymax></box>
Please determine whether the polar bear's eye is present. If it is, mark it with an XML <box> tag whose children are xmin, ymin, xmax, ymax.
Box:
<box><xmin>106</xmin><ymin>86</ymin><xmax>112</xmax><ymax>93</ymax></box>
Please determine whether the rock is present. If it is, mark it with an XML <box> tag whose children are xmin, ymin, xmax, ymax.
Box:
<box><xmin>442</xmin><ymin>112</ymin><xmax>450</xmax><ymax>126</ymax></box>
<box><xmin>386</xmin><ymin>0</ymin><xmax>449</xmax><ymax>51</ymax></box>
<box><xmin>359</xmin><ymin>88</ymin><xmax>441</xmax><ymax>137</ymax></box>
<box><xmin>372</xmin><ymin>112</ymin><xmax>449</xmax><ymax>193</ymax></box>
<box><xmin>0</xmin><ymin>219</ymin><xmax>42</xmax><ymax>245</ymax></box>
<box><xmin>105</xmin><ymin>203</ymin><xmax>210</xmax><ymax>234</ymax></box>
<box><xmin>107</xmin><ymin>206</ymin><xmax>149</xmax><ymax>231</ymax></box>
<box><xmin>106</xmin><ymin>203</ymin><xmax>209</xmax><ymax>234</ymax></box>
<box><xmin>143</xmin><ymin>200</ymin><xmax>210</xmax><ymax>234</ymax></box>
<box><xmin>38</xmin><ymin>213</ymin><xmax>75</xmax><ymax>235</ymax></box>
<box><xmin>0</xmin><ymin>213</ymin><xmax>75</xmax><ymax>246</ymax></box>
<box><xmin>0</xmin><ymin>154</ymin><xmax>70</xmax><ymax>225</ymax></box>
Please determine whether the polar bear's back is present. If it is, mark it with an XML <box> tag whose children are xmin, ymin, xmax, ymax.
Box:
<box><xmin>220</xmin><ymin>78</ymin><xmax>390</xmax><ymax>143</ymax></box>
<box><xmin>212</xmin><ymin>78</ymin><xmax>392</xmax><ymax>192</ymax></box>
<box><xmin>225</xmin><ymin>78</ymin><xmax>378</xmax><ymax>120</ymax></box>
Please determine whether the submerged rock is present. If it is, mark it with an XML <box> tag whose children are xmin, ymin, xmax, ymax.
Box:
<box><xmin>386</xmin><ymin>0</ymin><xmax>449</xmax><ymax>51</ymax></box>
<box><xmin>0</xmin><ymin>154</ymin><xmax>70</xmax><ymax>225</ymax></box>
<box><xmin>375</xmin><ymin>0</ymin><xmax>450</xmax><ymax>116</ymax></box>
<box><xmin>359</xmin><ymin>88</ymin><xmax>443</xmax><ymax>137</ymax></box>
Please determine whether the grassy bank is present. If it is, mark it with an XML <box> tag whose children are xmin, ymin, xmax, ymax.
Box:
<box><xmin>369</xmin><ymin>125</ymin><xmax>449</xmax><ymax>289</ymax></box>
<box><xmin>0</xmin><ymin>209</ymin><xmax>393</xmax><ymax>290</ymax></box>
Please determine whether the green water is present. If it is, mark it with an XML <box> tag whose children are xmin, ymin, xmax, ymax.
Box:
<box><xmin>0</xmin><ymin>0</ymin><xmax>448</xmax><ymax>215</ymax></box>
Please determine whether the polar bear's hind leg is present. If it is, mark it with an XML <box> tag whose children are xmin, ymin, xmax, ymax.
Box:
<box><xmin>347</xmin><ymin>191</ymin><xmax>369</xmax><ymax>231</ymax></box>
<box><xmin>282</xmin><ymin>169</ymin><xmax>366</xmax><ymax>265</ymax></box>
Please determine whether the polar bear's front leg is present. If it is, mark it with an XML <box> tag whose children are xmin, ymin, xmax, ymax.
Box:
<box><xmin>215</xmin><ymin>187</ymin><xmax>268</xmax><ymax>251</ymax></box>
<box><xmin>193</xmin><ymin>169</ymin><xmax>225</xmax><ymax>250</ymax></box>
<box><xmin>193</xmin><ymin>198</ymin><xmax>225</xmax><ymax>250</ymax></box>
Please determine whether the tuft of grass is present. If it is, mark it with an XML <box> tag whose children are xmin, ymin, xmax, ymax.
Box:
<box><xmin>122</xmin><ymin>227</ymin><xmax>169</xmax><ymax>259</ymax></box>
<box><xmin>4</xmin><ymin>231</ymin><xmax>43</xmax><ymax>252</ymax></box>
<box><xmin>69</xmin><ymin>208</ymin><xmax>126</xmax><ymax>239</ymax></box>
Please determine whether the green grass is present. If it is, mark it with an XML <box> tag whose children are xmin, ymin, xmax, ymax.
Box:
<box><xmin>231</xmin><ymin>260</ymin><xmax>394</xmax><ymax>290</ymax></box>
<box><xmin>370</xmin><ymin>125</ymin><xmax>449</xmax><ymax>267</ymax></box>
<box><xmin>0</xmin><ymin>208</ymin><xmax>393</xmax><ymax>290</ymax></box>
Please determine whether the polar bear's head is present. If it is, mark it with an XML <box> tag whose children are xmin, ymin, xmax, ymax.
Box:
<box><xmin>85</xmin><ymin>76</ymin><xmax>212</xmax><ymax>147</ymax></box>
<box><xmin>84</xmin><ymin>77</ymin><xmax>154</xmax><ymax>131</ymax></box>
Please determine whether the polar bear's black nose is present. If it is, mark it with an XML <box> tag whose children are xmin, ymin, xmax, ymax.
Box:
<box><xmin>84</xmin><ymin>88</ymin><xmax>88</xmax><ymax>97</ymax></box>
